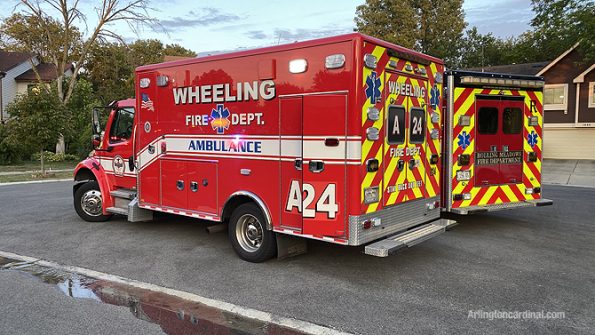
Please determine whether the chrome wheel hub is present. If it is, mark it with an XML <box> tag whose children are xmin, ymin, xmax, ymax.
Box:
<box><xmin>81</xmin><ymin>190</ymin><xmax>103</xmax><ymax>217</ymax></box>
<box><xmin>236</xmin><ymin>214</ymin><xmax>263</xmax><ymax>252</ymax></box>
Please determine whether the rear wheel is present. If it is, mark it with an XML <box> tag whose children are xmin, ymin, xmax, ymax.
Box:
<box><xmin>228</xmin><ymin>203</ymin><xmax>276</xmax><ymax>262</ymax></box>
<box><xmin>74</xmin><ymin>181</ymin><xmax>112</xmax><ymax>222</ymax></box>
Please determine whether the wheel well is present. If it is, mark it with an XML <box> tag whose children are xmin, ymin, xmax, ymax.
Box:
<box><xmin>73</xmin><ymin>168</ymin><xmax>96</xmax><ymax>195</ymax></box>
<box><xmin>222</xmin><ymin>194</ymin><xmax>272</xmax><ymax>230</ymax></box>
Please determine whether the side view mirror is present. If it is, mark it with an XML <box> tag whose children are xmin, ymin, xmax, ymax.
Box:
<box><xmin>92</xmin><ymin>134</ymin><xmax>101</xmax><ymax>148</ymax></box>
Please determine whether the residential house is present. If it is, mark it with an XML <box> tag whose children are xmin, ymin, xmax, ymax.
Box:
<box><xmin>470</xmin><ymin>44</ymin><xmax>595</xmax><ymax>159</ymax></box>
<box><xmin>0</xmin><ymin>51</ymin><xmax>72</xmax><ymax>123</ymax></box>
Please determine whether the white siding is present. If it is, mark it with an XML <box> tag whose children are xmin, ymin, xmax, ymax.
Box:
<box><xmin>1</xmin><ymin>56</ymin><xmax>38</xmax><ymax>119</ymax></box>
<box><xmin>543</xmin><ymin>128</ymin><xmax>595</xmax><ymax>159</ymax></box>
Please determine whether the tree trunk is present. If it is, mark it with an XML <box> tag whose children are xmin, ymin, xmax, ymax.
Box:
<box><xmin>56</xmin><ymin>134</ymin><xmax>65</xmax><ymax>154</ymax></box>
<box><xmin>40</xmin><ymin>148</ymin><xmax>45</xmax><ymax>175</ymax></box>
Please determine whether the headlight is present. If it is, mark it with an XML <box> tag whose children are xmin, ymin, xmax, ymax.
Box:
<box><xmin>364</xmin><ymin>186</ymin><xmax>379</xmax><ymax>204</ymax></box>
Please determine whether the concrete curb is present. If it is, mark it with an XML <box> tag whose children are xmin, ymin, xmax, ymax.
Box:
<box><xmin>0</xmin><ymin>179</ymin><xmax>72</xmax><ymax>186</ymax></box>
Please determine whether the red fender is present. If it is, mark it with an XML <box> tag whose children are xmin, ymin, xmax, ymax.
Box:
<box><xmin>73</xmin><ymin>157</ymin><xmax>114</xmax><ymax>215</ymax></box>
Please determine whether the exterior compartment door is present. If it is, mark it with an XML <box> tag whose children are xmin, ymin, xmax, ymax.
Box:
<box><xmin>383</xmin><ymin>71</ymin><xmax>429</xmax><ymax>205</ymax></box>
<box><xmin>475</xmin><ymin>96</ymin><xmax>525</xmax><ymax>185</ymax></box>
<box><xmin>406</xmin><ymin>78</ymin><xmax>429</xmax><ymax>201</ymax></box>
<box><xmin>499</xmin><ymin>98</ymin><xmax>524</xmax><ymax>183</ymax></box>
<box><xmin>475</xmin><ymin>98</ymin><xmax>501</xmax><ymax>185</ymax></box>
<box><xmin>301</xmin><ymin>94</ymin><xmax>347</xmax><ymax>237</ymax></box>
<box><xmin>280</xmin><ymin>97</ymin><xmax>303</xmax><ymax>231</ymax></box>
<box><xmin>160</xmin><ymin>159</ymin><xmax>187</xmax><ymax>209</ymax></box>
<box><xmin>187</xmin><ymin>161</ymin><xmax>218</xmax><ymax>214</ymax></box>
<box><xmin>137</xmin><ymin>71</ymin><xmax>160</xmax><ymax>205</ymax></box>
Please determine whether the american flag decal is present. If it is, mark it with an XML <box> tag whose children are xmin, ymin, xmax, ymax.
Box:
<box><xmin>141</xmin><ymin>93</ymin><xmax>154</xmax><ymax>111</ymax></box>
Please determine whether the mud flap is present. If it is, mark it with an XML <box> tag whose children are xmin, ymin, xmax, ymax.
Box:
<box><xmin>276</xmin><ymin>234</ymin><xmax>308</xmax><ymax>260</ymax></box>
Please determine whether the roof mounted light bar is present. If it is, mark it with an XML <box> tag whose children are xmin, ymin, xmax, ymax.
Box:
<box><xmin>460</xmin><ymin>76</ymin><xmax>544</xmax><ymax>88</ymax></box>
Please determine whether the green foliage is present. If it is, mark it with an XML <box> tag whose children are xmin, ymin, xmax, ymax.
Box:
<box><xmin>4</xmin><ymin>86</ymin><xmax>67</xmax><ymax>171</ymax></box>
<box><xmin>355</xmin><ymin>0</ymin><xmax>467</xmax><ymax>67</ymax></box>
<box><xmin>531</xmin><ymin>0</ymin><xmax>595</xmax><ymax>62</ymax></box>
<box><xmin>0</xmin><ymin>13</ymin><xmax>82</xmax><ymax>63</ymax></box>
<box><xmin>0</xmin><ymin>123</ymin><xmax>25</xmax><ymax>164</ymax></box>
<box><xmin>85</xmin><ymin>39</ymin><xmax>196</xmax><ymax>104</ymax></box>
<box><xmin>31</xmin><ymin>151</ymin><xmax>78</xmax><ymax>162</ymax></box>
<box><xmin>63</xmin><ymin>78</ymin><xmax>100</xmax><ymax>158</ymax></box>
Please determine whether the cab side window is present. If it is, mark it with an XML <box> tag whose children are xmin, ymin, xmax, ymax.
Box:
<box><xmin>109</xmin><ymin>108</ymin><xmax>135</xmax><ymax>143</ymax></box>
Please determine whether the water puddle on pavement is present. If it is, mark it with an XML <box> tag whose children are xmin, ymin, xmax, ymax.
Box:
<box><xmin>0</xmin><ymin>256</ymin><xmax>305</xmax><ymax>335</ymax></box>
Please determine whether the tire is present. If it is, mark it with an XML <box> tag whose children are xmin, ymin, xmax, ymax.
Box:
<box><xmin>74</xmin><ymin>181</ymin><xmax>112</xmax><ymax>222</ymax></box>
<box><xmin>228</xmin><ymin>203</ymin><xmax>277</xmax><ymax>262</ymax></box>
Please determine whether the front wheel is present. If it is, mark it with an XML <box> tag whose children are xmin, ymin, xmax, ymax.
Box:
<box><xmin>228</xmin><ymin>203</ymin><xmax>276</xmax><ymax>262</ymax></box>
<box><xmin>74</xmin><ymin>181</ymin><xmax>112</xmax><ymax>222</ymax></box>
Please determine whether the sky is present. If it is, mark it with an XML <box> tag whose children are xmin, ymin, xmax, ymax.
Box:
<box><xmin>0</xmin><ymin>0</ymin><xmax>535</xmax><ymax>55</ymax></box>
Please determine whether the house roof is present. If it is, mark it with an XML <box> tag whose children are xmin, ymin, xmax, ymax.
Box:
<box><xmin>467</xmin><ymin>61</ymin><xmax>550</xmax><ymax>76</ymax></box>
<box><xmin>0</xmin><ymin>50</ymin><xmax>35</xmax><ymax>72</ymax></box>
<box><xmin>537</xmin><ymin>42</ymin><xmax>580</xmax><ymax>76</ymax></box>
<box><xmin>573</xmin><ymin>63</ymin><xmax>595</xmax><ymax>83</ymax></box>
<box><xmin>14</xmin><ymin>63</ymin><xmax>61</xmax><ymax>82</ymax></box>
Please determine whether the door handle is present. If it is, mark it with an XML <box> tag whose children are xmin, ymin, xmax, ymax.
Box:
<box><xmin>308</xmin><ymin>160</ymin><xmax>324</xmax><ymax>173</ymax></box>
<box><xmin>502</xmin><ymin>145</ymin><xmax>509</xmax><ymax>152</ymax></box>
<box><xmin>190</xmin><ymin>181</ymin><xmax>198</xmax><ymax>192</ymax></box>
<box><xmin>176</xmin><ymin>180</ymin><xmax>184</xmax><ymax>190</ymax></box>
<box><xmin>294</xmin><ymin>158</ymin><xmax>302</xmax><ymax>171</ymax></box>
<box><xmin>491</xmin><ymin>145</ymin><xmax>497</xmax><ymax>152</ymax></box>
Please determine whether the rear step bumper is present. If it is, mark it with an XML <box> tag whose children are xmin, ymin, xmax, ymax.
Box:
<box><xmin>364</xmin><ymin>219</ymin><xmax>457</xmax><ymax>257</ymax></box>
<box><xmin>450</xmin><ymin>198</ymin><xmax>553</xmax><ymax>215</ymax></box>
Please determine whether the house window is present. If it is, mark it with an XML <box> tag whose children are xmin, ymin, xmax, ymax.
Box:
<box><xmin>543</xmin><ymin>84</ymin><xmax>568</xmax><ymax>112</ymax></box>
<box><xmin>589</xmin><ymin>82</ymin><xmax>595</xmax><ymax>108</ymax></box>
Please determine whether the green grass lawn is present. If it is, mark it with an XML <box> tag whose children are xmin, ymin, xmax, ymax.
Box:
<box><xmin>0</xmin><ymin>160</ymin><xmax>78</xmax><ymax>173</ymax></box>
<box><xmin>0</xmin><ymin>170</ymin><xmax>73</xmax><ymax>184</ymax></box>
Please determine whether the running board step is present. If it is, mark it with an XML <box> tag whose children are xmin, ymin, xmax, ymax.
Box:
<box><xmin>106</xmin><ymin>207</ymin><xmax>128</xmax><ymax>216</ymax></box>
<box><xmin>110</xmin><ymin>189</ymin><xmax>136</xmax><ymax>200</ymax></box>
<box><xmin>365</xmin><ymin>219</ymin><xmax>456</xmax><ymax>257</ymax></box>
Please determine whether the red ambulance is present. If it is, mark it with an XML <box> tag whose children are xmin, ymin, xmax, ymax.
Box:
<box><xmin>73</xmin><ymin>33</ymin><xmax>455</xmax><ymax>262</ymax></box>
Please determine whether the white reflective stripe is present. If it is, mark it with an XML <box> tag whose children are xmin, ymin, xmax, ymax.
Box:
<box><xmin>136</xmin><ymin>135</ymin><xmax>363</xmax><ymax>170</ymax></box>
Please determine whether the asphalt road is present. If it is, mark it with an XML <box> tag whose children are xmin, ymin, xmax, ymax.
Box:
<box><xmin>0</xmin><ymin>181</ymin><xmax>593</xmax><ymax>334</ymax></box>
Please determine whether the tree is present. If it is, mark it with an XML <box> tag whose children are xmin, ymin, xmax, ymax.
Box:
<box><xmin>4</xmin><ymin>87</ymin><xmax>67</xmax><ymax>173</ymax></box>
<box><xmin>84</xmin><ymin>39</ymin><xmax>196</xmax><ymax>104</ymax></box>
<box><xmin>1</xmin><ymin>0</ymin><xmax>156</xmax><ymax>104</ymax></box>
<box><xmin>355</xmin><ymin>0</ymin><xmax>467</xmax><ymax>67</ymax></box>
<box><xmin>531</xmin><ymin>0</ymin><xmax>595</xmax><ymax>61</ymax></box>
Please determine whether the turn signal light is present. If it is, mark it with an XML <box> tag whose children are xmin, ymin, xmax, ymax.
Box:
<box><xmin>534</xmin><ymin>187</ymin><xmax>541</xmax><ymax>194</ymax></box>
<box><xmin>366</xmin><ymin>158</ymin><xmax>379</xmax><ymax>172</ymax></box>
<box><xmin>430</xmin><ymin>154</ymin><xmax>439</xmax><ymax>165</ymax></box>
<box><xmin>528</xmin><ymin>152</ymin><xmax>537</xmax><ymax>162</ymax></box>
<box><xmin>363</xmin><ymin>220</ymin><xmax>372</xmax><ymax>230</ymax></box>
<box><xmin>454</xmin><ymin>193</ymin><xmax>472</xmax><ymax>201</ymax></box>
<box><xmin>161</xmin><ymin>141</ymin><xmax>167</xmax><ymax>153</ymax></box>
<box><xmin>458</xmin><ymin>154</ymin><xmax>470</xmax><ymax>166</ymax></box>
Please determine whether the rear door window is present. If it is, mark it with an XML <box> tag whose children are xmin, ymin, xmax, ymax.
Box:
<box><xmin>502</xmin><ymin>107</ymin><xmax>523</xmax><ymax>134</ymax></box>
<box><xmin>478</xmin><ymin>107</ymin><xmax>498</xmax><ymax>134</ymax></box>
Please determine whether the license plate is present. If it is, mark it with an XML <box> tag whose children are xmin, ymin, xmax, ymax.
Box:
<box><xmin>456</xmin><ymin>170</ymin><xmax>471</xmax><ymax>181</ymax></box>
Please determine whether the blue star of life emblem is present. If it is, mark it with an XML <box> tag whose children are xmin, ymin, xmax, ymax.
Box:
<box><xmin>210</xmin><ymin>104</ymin><xmax>231</xmax><ymax>134</ymax></box>
<box><xmin>457</xmin><ymin>131</ymin><xmax>471</xmax><ymax>150</ymax></box>
<box><xmin>365</xmin><ymin>71</ymin><xmax>382</xmax><ymax>103</ymax></box>
<box><xmin>430</xmin><ymin>84</ymin><xmax>440</xmax><ymax>108</ymax></box>
<box><xmin>528</xmin><ymin>130</ymin><xmax>538</xmax><ymax>147</ymax></box>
